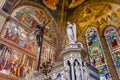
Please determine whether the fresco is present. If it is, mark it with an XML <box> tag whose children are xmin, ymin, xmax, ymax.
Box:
<box><xmin>44</xmin><ymin>22</ymin><xmax>57</xmax><ymax>44</ymax></box>
<box><xmin>16</xmin><ymin>55</ymin><xmax>34</xmax><ymax>78</ymax></box>
<box><xmin>68</xmin><ymin>0</ymin><xmax>85</xmax><ymax>8</ymax></box>
<box><xmin>12</xmin><ymin>6</ymin><xmax>57</xmax><ymax>44</ymax></box>
<box><xmin>40</xmin><ymin>41</ymin><xmax>57</xmax><ymax>66</ymax></box>
<box><xmin>3</xmin><ymin>21</ymin><xmax>37</xmax><ymax>54</ymax></box>
<box><xmin>0</xmin><ymin>43</ymin><xmax>35</xmax><ymax>78</ymax></box>
<box><xmin>70</xmin><ymin>3</ymin><xmax>120</xmax><ymax>32</ymax></box>
<box><xmin>42</xmin><ymin>0</ymin><xmax>59</xmax><ymax>10</ymax></box>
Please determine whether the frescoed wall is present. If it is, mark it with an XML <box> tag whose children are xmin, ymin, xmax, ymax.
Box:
<box><xmin>0</xmin><ymin>43</ymin><xmax>35</xmax><ymax>78</ymax></box>
<box><xmin>3</xmin><ymin>21</ymin><xmax>37</xmax><ymax>54</ymax></box>
<box><xmin>40</xmin><ymin>41</ymin><xmax>57</xmax><ymax>66</ymax></box>
<box><xmin>12</xmin><ymin>6</ymin><xmax>57</xmax><ymax>44</ymax></box>
<box><xmin>42</xmin><ymin>0</ymin><xmax>58</xmax><ymax>10</ymax></box>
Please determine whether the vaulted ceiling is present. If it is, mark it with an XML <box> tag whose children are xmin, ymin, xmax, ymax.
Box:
<box><xmin>7</xmin><ymin>0</ymin><xmax>120</xmax><ymax>50</ymax></box>
<box><xmin>28</xmin><ymin>0</ymin><xmax>120</xmax><ymax>49</ymax></box>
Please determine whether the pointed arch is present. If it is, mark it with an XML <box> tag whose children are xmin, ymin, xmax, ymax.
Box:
<box><xmin>2</xmin><ymin>5</ymin><xmax>58</xmax><ymax>53</ymax></box>
<box><xmin>104</xmin><ymin>26</ymin><xmax>120</xmax><ymax>78</ymax></box>
<box><xmin>10</xmin><ymin>6</ymin><xmax>58</xmax><ymax>44</ymax></box>
<box><xmin>85</xmin><ymin>27</ymin><xmax>111</xmax><ymax>79</ymax></box>
<box><xmin>104</xmin><ymin>27</ymin><xmax>120</xmax><ymax>52</ymax></box>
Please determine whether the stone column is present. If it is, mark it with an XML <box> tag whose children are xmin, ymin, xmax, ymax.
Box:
<box><xmin>71</xmin><ymin>59</ymin><xmax>75</xmax><ymax>80</ymax></box>
<box><xmin>80</xmin><ymin>62</ymin><xmax>84</xmax><ymax>80</ymax></box>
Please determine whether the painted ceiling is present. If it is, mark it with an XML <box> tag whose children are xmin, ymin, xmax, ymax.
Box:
<box><xmin>69</xmin><ymin>2</ymin><xmax>120</xmax><ymax>37</ymax></box>
<box><xmin>30</xmin><ymin>0</ymin><xmax>120</xmax><ymax>45</ymax></box>
<box><xmin>42</xmin><ymin>0</ymin><xmax>85</xmax><ymax>10</ymax></box>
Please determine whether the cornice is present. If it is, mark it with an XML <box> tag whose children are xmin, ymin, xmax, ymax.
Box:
<box><xmin>0</xmin><ymin>37</ymin><xmax>36</xmax><ymax>59</ymax></box>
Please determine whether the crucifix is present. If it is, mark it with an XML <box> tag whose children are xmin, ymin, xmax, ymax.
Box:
<box><xmin>34</xmin><ymin>20</ymin><xmax>51</xmax><ymax>71</ymax></box>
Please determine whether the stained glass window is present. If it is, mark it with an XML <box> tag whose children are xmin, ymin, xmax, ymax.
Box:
<box><xmin>85</xmin><ymin>27</ymin><xmax>112</xmax><ymax>80</ymax></box>
<box><xmin>104</xmin><ymin>27</ymin><xmax>120</xmax><ymax>78</ymax></box>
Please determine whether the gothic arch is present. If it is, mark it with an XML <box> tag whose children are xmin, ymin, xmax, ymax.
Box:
<box><xmin>9</xmin><ymin>5</ymin><xmax>58</xmax><ymax>45</ymax></box>
<box><xmin>104</xmin><ymin>25</ymin><xmax>120</xmax><ymax>51</ymax></box>
<box><xmin>100</xmin><ymin>23</ymin><xmax>119</xmax><ymax>37</ymax></box>
<box><xmin>82</xmin><ymin>24</ymin><xmax>99</xmax><ymax>36</ymax></box>
<box><xmin>11</xmin><ymin>5</ymin><xmax>55</xmax><ymax>25</ymax></box>
<box><xmin>0</xmin><ymin>5</ymin><xmax>59</xmax><ymax>66</ymax></box>
<box><xmin>85</xmin><ymin>27</ymin><xmax>112</xmax><ymax>79</ymax></box>
<box><xmin>103</xmin><ymin>25</ymin><xmax>118</xmax><ymax>33</ymax></box>
<box><xmin>104</xmin><ymin>26</ymin><xmax>120</xmax><ymax>78</ymax></box>
<box><xmin>9</xmin><ymin>0</ymin><xmax>59</xmax><ymax>31</ymax></box>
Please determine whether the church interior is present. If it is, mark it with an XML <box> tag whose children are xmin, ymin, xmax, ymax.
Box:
<box><xmin>0</xmin><ymin>0</ymin><xmax>120</xmax><ymax>80</ymax></box>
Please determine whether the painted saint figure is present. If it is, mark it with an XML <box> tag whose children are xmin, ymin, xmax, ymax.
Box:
<box><xmin>66</xmin><ymin>21</ymin><xmax>76</xmax><ymax>44</ymax></box>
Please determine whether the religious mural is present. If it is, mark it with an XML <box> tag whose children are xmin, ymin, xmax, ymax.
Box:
<box><xmin>68</xmin><ymin>0</ymin><xmax>85</xmax><ymax>8</ymax></box>
<box><xmin>12</xmin><ymin>6</ymin><xmax>57</xmax><ymax>44</ymax></box>
<box><xmin>71</xmin><ymin>3</ymin><xmax>120</xmax><ymax>31</ymax></box>
<box><xmin>3</xmin><ymin>21</ymin><xmax>37</xmax><ymax>54</ymax></box>
<box><xmin>17</xmin><ymin>55</ymin><xmax>35</xmax><ymax>78</ymax></box>
<box><xmin>43</xmin><ymin>21</ymin><xmax>57</xmax><ymax>44</ymax></box>
<box><xmin>85</xmin><ymin>27</ymin><xmax>111</xmax><ymax>80</ymax></box>
<box><xmin>40</xmin><ymin>41</ymin><xmax>57</xmax><ymax>66</ymax></box>
<box><xmin>42</xmin><ymin>0</ymin><xmax>59</xmax><ymax>10</ymax></box>
<box><xmin>13</xmin><ymin>7</ymin><xmax>41</xmax><ymax>29</ymax></box>
<box><xmin>0</xmin><ymin>43</ymin><xmax>35</xmax><ymax>78</ymax></box>
<box><xmin>105</xmin><ymin>27</ymin><xmax>120</xmax><ymax>79</ymax></box>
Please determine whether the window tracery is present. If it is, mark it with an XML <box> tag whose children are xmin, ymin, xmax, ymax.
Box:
<box><xmin>104</xmin><ymin>27</ymin><xmax>120</xmax><ymax>78</ymax></box>
<box><xmin>85</xmin><ymin>27</ymin><xmax>111</xmax><ymax>79</ymax></box>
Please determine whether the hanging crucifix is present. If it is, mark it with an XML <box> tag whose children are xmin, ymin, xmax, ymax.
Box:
<box><xmin>34</xmin><ymin>20</ymin><xmax>51</xmax><ymax>71</ymax></box>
